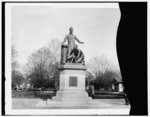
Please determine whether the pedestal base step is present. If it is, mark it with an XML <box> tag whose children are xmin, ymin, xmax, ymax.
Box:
<box><xmin>52</xmin><ymin>90</ymin><xmax>92</xmax><ymax>101</ymax></box>
<box><xmin>35</xmin><ymin>99</ymin><xmax>130</xmax><ymax>110</ymax></box>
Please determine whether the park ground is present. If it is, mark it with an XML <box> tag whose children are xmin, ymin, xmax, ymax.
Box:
<box><xmin>12</xmin><ymin>98</ymin><xmax>130</xmax><ymax>109</ymax></box>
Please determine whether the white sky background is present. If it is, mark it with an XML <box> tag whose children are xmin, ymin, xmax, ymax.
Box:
<box><xmin>11</xmin><ymin>3</ymin><xmax>121</xmax><ymax>72</ymax></box>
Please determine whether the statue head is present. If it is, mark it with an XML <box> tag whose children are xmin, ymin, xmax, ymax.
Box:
<box><xmin>73</xmin><ymin>44</ymin><xmax>79</xmax><ymax>52</ymax></box>
<box><xmin>75</xmin><ymin>44</ymin><xmax>78</xmax><ymax>49</ymax></box>
<box><xmin>69</xmin><ymin>27</ymin><xmax>73</xmax><ymax>34</ymax></box>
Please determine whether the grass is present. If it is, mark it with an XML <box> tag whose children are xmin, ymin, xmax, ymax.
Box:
<box><xmin>12</xmin><ymin>98</ymin><xmax>43</xmax><ymax>109</ymax></box>
<box><xmin>12</xmin><ymin>98</ymin><xmax>129</xmax><ymax>109</ymax></box>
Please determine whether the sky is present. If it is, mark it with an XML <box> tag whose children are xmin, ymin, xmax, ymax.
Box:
<box><xmin>11</xmin><ymin>3</ymin><xmax>121</xmax><ymax>71</ymax></box>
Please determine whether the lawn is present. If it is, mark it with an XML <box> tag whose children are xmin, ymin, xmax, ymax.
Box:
<box><xmin>12</xmin><ymin>98</ymin><xmax>43</xmax><ymax>109</ymax></box>
<box><xmin>12</xmin><ymin>98</ymin><xmax>129</xmax><ymax>109</ymax></box>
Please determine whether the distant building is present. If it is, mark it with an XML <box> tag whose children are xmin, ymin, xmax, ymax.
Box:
<box><xmin>112</xmin><ymin>79</ymin><xmax>124</xmax><ymax>92</ymax></box>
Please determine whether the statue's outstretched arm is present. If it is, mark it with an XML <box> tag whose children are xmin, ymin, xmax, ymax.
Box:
<box><xmin>75</xmin><ymin>36</ymin><xmax>84</xmax><ymax>44</ymax></box>
<box><xmin>62</xmin><ymin>35</ymin><xmax>67</xmax><ymax>45</ymax></box>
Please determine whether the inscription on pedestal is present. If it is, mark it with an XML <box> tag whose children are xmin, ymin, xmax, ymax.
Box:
<box><xmin>69</xmin><ymin>76</ymin><xmax>77</xmax><ymax>87</ymax></box>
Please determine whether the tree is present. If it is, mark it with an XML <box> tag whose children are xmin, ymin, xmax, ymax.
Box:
<box><xmin>26</xmin><ymin>45</ymin><xmax>60</xmax><ymax>89</ymax></box>
<box><xmin>47</xmin><ymin>39</ymin><xmax>61</xmax><ymax>84</ymax></box>
<box><xmin>87</xmin><ymin>55</ymin><xmax>117</xmax><ymax>75</ymax></box>
<box><xmin>93</xmin><ymin>70</ymin><xmax>120</xmax><ymax>90</ymax></box>
<box><xmin>26</xmin><ymin>47</ymin><xmax>52</xmax><ymax>88</ymax></box>
<box><xmin>87</xmin><ymin>56</ymin><xmax>122</xmax><ymax>90</ymax></box>
<box><xmin>11</xmin><ymin>44</ymin><xmax>24</xmax><ymax>89</ymax></box>
<box><xmin>24</xmin><ymin>39</ymin><xmax>61</xmax><ymax>90</ymax></box>
<box><xmin>11</xmin><ymin>45</ymin><xmax>19</xmax><ymax>72</ymax></box>
<box><xmin>48</xmin><ymin>39</ymin><xmax>61</xmax><ymax>62</ymax></box>
<box><xmin>12</xmin><ymin>70</ymin><xmax>25</xmax><ymax>89</ymax></box>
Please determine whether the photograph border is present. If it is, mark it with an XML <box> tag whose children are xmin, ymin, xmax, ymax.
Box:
<box><xmin>2</xmin><ymin>1</ymin><xmax>148</xmax><ymax>116</ymax></box>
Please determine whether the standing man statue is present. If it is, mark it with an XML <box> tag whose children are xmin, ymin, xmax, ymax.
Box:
<box><xmin>61</xmin><ymin>27</ymin><xmax>84</xmax><ymax>61</ymax></box>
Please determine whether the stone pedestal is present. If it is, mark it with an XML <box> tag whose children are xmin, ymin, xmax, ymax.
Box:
<box><xmin>37</xmin><ymin>64</ymin><xmax>130</xmax><ymax>113</ymax></box>
<box><xmin>59</xmin><ymin>64</ymin><xmax>86</xmax><ymax>91</ymax></box>
<box><xmin>52</xmin><ymin>64</ymin><xmax>92</xmax><ymax>105</ymax></box>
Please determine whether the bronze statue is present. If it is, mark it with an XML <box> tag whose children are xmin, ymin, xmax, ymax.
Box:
<box><xmin>61</xmin><ymin>27</ymin><xmax>85</xmax><ymax>65</ymax></box>
<box><xmin>61</xmin><ymin>27</ymin><xmax>84</xmax><ymax>64</ymax></box>
<box><xmin>62</xmin><ymin>27</ymin><xmax>84</xmax><ymax>59</ymax></box>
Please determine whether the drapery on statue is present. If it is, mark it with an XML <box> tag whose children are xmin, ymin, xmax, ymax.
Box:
<box><xmin>61</xmin><ymin>27</ymin><xmax>85</xmax><ymax>65</ymax></box>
